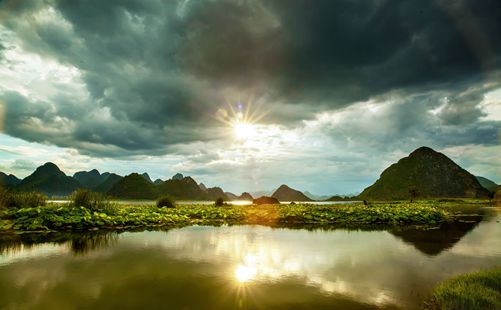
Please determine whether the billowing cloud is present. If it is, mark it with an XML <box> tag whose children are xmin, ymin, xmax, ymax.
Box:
<box><xmin>0</xmin><ymin>0</ymin><xmax>500</xmax><ymax>193</ymax></box>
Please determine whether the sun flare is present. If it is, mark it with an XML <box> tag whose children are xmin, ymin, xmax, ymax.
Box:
<box><xmin>233</xmin><ymin>121</ymin><xmax>257</xmax><ymax>141</ymax></box>
<box><xmin>235</xmin><ymin>264</ymin><xmax>256</xmax><ymax>283</ymax></box>
<box><xmin>215</xmin><ymin>96</ymin><xmax>269</xmax><ymax>144</ymax></box>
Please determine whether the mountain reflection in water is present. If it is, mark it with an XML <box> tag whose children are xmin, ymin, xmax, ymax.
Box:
<box><xmin>0</xmin><ymin>213</ymin><xmax>500</xmax><ymax>309</ymax></box>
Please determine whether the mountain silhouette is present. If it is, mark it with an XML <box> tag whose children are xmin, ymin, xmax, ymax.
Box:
<box><xmin>17</xmin><ymin>162</ymin><xmax>81</xmax><ymax>196</ymax></box>
<box><xmin>359</xmin><ymin>147</ymin><xmax>490</xmax><ymax>200</ymax></box>
<box><xmin>107</xmin><ymin>173</ymin><xmax>158</xmax><ymax>199</ymax></box>
<box><xmin>272</xmin><ymin>184</ymin><xmax>312</xmax><ymax>201</ymax></box>
<box><xmin>0</xmin><ymin>172</ymin><xmax>21</xmax><ymax>188</ymax></box>
<box><xmin>475</xmin><ymin>176</ymin><xmax>498</xmax><ymax>193</ymax></box>
<box><xmin>94</xmin><ymin>173</ymin><xmax>123</xmax><ymax>193</ymax></box>
<box><xmin>157</xmin><ymin>176</ymin><xmax>208</xmax><ymax>200</ymax></box>
<box><xmin>74</xmin><ymin>169</ymin><xmax>110</xmax><ymax>189</ymax></box>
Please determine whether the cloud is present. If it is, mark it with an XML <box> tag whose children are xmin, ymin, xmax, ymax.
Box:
<box><xmin>0</xmin><ymin>0</ymin><xmax>500</xmax><ymax>193</ymax></box>
<box><xmin>10</xmin><ymin>159</ymin><xmax>36</xmax><ymax>173</ymax></box>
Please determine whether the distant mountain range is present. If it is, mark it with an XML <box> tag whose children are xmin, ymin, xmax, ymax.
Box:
<box><xmin>0</xmin><ymin>146</ymin><xmax>498</xmax><ymax>201</ymax></box>
<box><xmin>303</xmin><ymin>191</ymin><xmax>332</xmax><ymax>201</ymax></box>
<box><xmin>0</xmin><ymin>164</ymin><xmax>264</xmax><ymax>200</ymax></box>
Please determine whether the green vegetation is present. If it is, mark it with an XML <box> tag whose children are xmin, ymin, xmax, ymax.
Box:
<box><xmin>0</xmin><ymin>200</ymin><xmax>464</xmax><ymax>233</ymax></box>
<box><xmin>70</xmin><ymin>189</ymin><xmax>110</xmax><ymax>211</ymax></box>
<box><xmin>0</xmin><ymin>189</ymin><xmax>47</xmax><ymax>209</ymax></box>
<box><xmin>157</xmin><ymin>196</ymin><xmax>175</xmax><ymax>208</ymax></box>
<box><xmin>276</xmin><ymin>203</ymin><xmax>449</xmax><ymax>226</ymax></box>
<box><xmin>424</xmin><ymin>267</ymin><xmax>501</xmax><ymax>310</ymax></box>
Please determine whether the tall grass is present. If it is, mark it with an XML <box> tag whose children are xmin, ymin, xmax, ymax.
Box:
<box><xmin>0</xmin><ymin>189</ymin><xmax>47</xmax><ymax>209</ymax></box>
<box><xmin>71</xmin><ymin>189</ymin><xmax>114</xmax><ymax>213</ymax></box>
<box><xmin>424</xmin><ymin>267</ymin><xmax>501</xmax><ymax>309</ymax></box>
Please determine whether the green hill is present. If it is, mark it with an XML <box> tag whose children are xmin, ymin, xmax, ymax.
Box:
<box><xmin>94</xmin><ymin>173</ymin><xmax>123</xmax><ymax>193</ymax></box>
<box><xmin>206</xmin><ymin>187</ymin><xmax>228</xmax><ymax>200</ymax></box>
<box><xmin>359</xmin><ymin>147</ymin><xmax>490</xmax><ymax>200</ymax></box>
<box><xmin>237</xmin><ymin>192</ymin><xmax>253</xmax><ymax>200</ymax></box>
<box><xmin>141</xmin><ymin>173</ymin><xmax>152</xmax><ymax>183</ymax></box>
<box><xmin>73</xmin><ymin>169</ymin><xmax>111</xmax><ymax>189</ymax></box>
<box><xmin>17</xmin><ymin>162</ymin><xmax>81</xmax><ymax>196</ymax></box>
<box><xmin>272</xmin><ymin>184</ymin><xmax>312</xmax><ymax>201</ymax></box>
<box><xmin>475</xmin><ymin>176</ymin><xmax>498</xmax><ymax>193</ymax></box>
<box><xmin>107</xmin><ymin>173</ymin><xmax>158</xmax><ymax>199</ymax></box>
<box><xmin>0</xmin><ymin>172</ymin><xmax>21</xmax><ymax>188</ymax></box>
<box><xmin>157</xmin><ymin>176</ymin><xmax>208</xmax><ymax>200</ymax></box>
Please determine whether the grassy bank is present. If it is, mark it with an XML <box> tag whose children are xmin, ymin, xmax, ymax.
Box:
<box><xmin>424</xmin><ymin>267</ymin><xmax>501</xmax><ymax>310</ymax></box>
<box><xmin>0</xmin><ymin>202</ymin><xmax>455</xmax><ymax>233</ymax></box>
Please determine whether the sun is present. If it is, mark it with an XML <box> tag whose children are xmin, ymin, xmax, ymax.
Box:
<box><xmin>233</xmin><ymin>120</ymin><xmax>257</xmax><ymax>141</ymax></box>
<box><xmin>214</xmin><ymin>96</ymin><xmax>268</xmax><ymax>143</ymax></box>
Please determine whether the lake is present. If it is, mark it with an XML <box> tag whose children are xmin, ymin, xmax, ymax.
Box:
<box><xmin>1</xmin><ymin>208</ymin><xmax>499</xmax><ymax>309</ymax></box>
<box><xmin>48</xmin><ymin>200</ymin><xmax>358</xmax><ymax>206</ymax></box>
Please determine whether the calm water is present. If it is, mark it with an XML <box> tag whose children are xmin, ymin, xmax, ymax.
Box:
<box><xmin>0</xmin><ymin>210</ymin><xmax>499</xmax><ymax>309</ymax></box>
<box><xmin>48</xmin><ymin>200</ymin><xmax>358</xmax><ymax>206</ymax></box>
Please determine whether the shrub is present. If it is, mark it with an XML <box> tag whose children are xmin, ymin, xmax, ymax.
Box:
<box><xmin>215</xmin><ymin>197</ymin><xmax>225</xmax><ymax>207</ymax></box>
<box><xmin>71</xmin><ymin>189</ymin><xmax>109</xmax><ymax>211</ymax></box>
<box><xmin>0</xmin><ymin>188</ymin><xmax>13</xmax><ymax>209</ymax></box>
<box><xmin>157</xmin><ymin>196</ymin><xmax>175</xmax><ymax>208</ymax></box>
<box><xmin>0</xmin><ymin>189</ymin><xmax>47</xmax><ymax>209</ymax></box>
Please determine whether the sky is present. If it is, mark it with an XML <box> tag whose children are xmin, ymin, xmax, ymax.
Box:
<box><xmin>0</xmin><ymin>0</ymin><xmax>500</xmax><ymax>195</ymax></box>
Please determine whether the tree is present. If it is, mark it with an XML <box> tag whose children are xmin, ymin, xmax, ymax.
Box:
<box><xmin>409</xmin><ymin>188</ymin><xmax>419</xmax><ymax>202</ymax></box>
<box><xmin>215</xmin><ymin>197</ymin><xmax>225</xmax><ymax>207</ymax></box>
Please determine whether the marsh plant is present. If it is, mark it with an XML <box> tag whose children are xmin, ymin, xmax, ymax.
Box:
<box><xmin>71</xmin><ymin>189</ymin><xmax>112</xmax><ymax>212</ymax></box>
<box><xmin>215</xmin><ymin>197</ymin><xmax>225</xmax><ymax>207</ymax></box>
<box><xmin>0</xmin><ymin>189</ymin><xmax>47</xmax><ymax>209</ymax></box>
<box><xmin>157</xmin><ymin>196</ymin><xmax>176</xmax><ymax>208</ymax></box>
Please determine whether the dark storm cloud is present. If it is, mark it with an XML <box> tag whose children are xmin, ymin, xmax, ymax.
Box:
<box><xmin>176</xmin><ymin>0</ymin><xmax>501</xmax><ymax>104</ymax></box>
<box><xmin>0</xmin><ymin>0</ymin><xmax>500</xmax><ymax>157</ymax></box>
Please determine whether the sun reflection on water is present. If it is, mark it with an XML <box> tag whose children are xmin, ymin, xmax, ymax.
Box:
<box><xmin>235</xmin><ymin>264</ymin><xmax>256</xmax><ymax>283</ymax></box>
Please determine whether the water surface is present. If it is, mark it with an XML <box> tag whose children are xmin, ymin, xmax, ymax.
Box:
<box><xmin>1</xmin><ymin>210</ymin><xmax>499</xmax><ymax>309</ymax></box>
<box><xmin>48</xmin><ymin>200</ymin><xmax>357</xmax><ymax>206</ymax></box>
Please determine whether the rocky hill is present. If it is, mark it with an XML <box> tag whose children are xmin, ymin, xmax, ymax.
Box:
<box><xmin>358</xmin><ymin>147</ymin><xmax>490</xmax><ymax>200</ymax></box>
<box><xmin>272</xmin><ymin>184</ymin><xmax>312</xmax><ymax>201</ymax></box>
<box><xmin>73</xmin><ymin>169</ymin><xmax>111</xmax><ymax>189</ymax></box>
<box><xmin>238</xmin><ymin>192</ymin><xmax>253</xmax><ymax>200</ymax></box>
<box><xmin>107</xmin><ymin>173</ymin><xmax>158</xmax><ymax>199</ymax></box>
<box><xmin>17</xmin><ymin>162</ymin><xmax>81</xmax><ymax>196</ymax></box>
<box><xmin>94</xmin><ymin>173</ymin><xmax>123</xmax><ymax>193</ymax></box>
<box><xmin>157</xmin><ymin>176</ymin><xmax>208</xmax><ymax>200</ymax></box>
<box><xmin>0</xmin><ymin>172</ymin><xmax>21</xmax><ymax>188</ymax></box>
